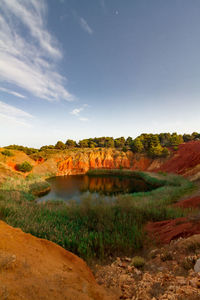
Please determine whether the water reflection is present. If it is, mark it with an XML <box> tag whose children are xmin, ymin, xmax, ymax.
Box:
<box><xmin>38</xmin><ymin>175</ymin><xmax>154</xmax><ymax>203</ymax></box>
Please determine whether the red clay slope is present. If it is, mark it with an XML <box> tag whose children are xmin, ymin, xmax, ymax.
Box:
<box><xmin>174</xmin><ymin>196</ymin><xmax>200</xmax><ymax>209</ymax></box>
<box><xmin>157</xmin><ymin>140</ymin><xmax>200</xmax><ymax>175</ymax></box>
<box><xmin>146</xmin><ymin>218</ymin><xmax>200</xmax><ymax>244</ymax></box>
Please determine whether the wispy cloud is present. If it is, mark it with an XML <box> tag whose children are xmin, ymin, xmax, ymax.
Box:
<box><xmin>79</xmin><ymin>117</ymin><xmax>88</xmax><ymax>122</ymax></box>
<box><xmin>0</xmin><ymin>100</ymin><xmax>33</xmax><ymax>127</ymax></box>
<box><xmin>70</xmin><ymin>107</ymin><xmax>83</xmax><ymax>116</ymax></box>
<box><xmin>0</xmin><ymin>87</ymin><xmax>25</xmax><ymax>99</ymax></box>
<box><xmin>79</xmin><ymin>17</ymin><xmax>93</xmax><ymax>35</ymax></box>
<box><xmin>70</xmin><ymin>104</ymin><xmax>89</xmax><ymax>121</ymax></box>
<box><xmin>0</xmin><ymin>0</ymin><xmax>73</xmax><ymax>101</ymax></box>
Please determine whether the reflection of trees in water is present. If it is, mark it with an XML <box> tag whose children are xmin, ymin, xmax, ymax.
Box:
<box><xmin>80</xmin><ymin>176</ymin><xmax>150</xmax><ymax>194</ymax></box>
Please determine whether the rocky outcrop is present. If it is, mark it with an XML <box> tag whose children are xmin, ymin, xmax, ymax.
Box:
<box><xmin>0</xmin><ymin>221</ymin><xmax>115</xmax><ymax>300</ymax></box>
<box><xmin>95</xmin><ymin>235</ymin><xmax>200</xmax><ymax>299</ymax></box>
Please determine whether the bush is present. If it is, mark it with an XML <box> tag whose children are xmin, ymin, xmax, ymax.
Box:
<box><xmin>131</xmin><ymin>256</ymin><xmax>145</xmax><ymax>268</ymax></box>
<box><xmin>29</xmin><ymin>181</ymin><xmax>50</xmax><ymax>197</ymax></box>
<box><xmin>16</xmin><ymin>161</ymin><xmax>33</xmax><ymax>173</ymax></box>
<box><xmin>1</xmin><ymin>150</ymin><xmax>14</xmax><ymax>157</ymax></box>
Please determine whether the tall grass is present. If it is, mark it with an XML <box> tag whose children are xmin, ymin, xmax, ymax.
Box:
<box><xmin>0</xmin><ymin>171</ymin><xmax>195</xmax><ymax>262</ymax></box>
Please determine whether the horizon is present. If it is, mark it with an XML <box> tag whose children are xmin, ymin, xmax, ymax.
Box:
<box><xmin>1</xmin><ymin>0</ymin><xmax>200</xmax><ymax>147</ymax></box>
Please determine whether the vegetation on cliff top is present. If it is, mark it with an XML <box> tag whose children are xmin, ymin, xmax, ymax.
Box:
<box><xmin>5</xmin><ymin>131</ymin><xmax>200</xmax><ymax>159</ymax></box>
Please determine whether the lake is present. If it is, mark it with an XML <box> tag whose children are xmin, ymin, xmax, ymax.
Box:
<box><xmin>38</xmin><ymin>174</ymin><xmax>157</xmax><ymax>203</ymax></box>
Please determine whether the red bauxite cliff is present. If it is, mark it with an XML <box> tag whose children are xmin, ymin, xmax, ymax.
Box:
<box><xmin>56</xmin><ymin>150</ymin><xmax>153</xmax><ymax>176</ymax></box>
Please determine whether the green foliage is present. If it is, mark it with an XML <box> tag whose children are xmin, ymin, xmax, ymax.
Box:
<box><xmin>125</xmin><ymin>136</ymin><xmax>133</xmax><ymax>146</ymax></box>
<box><xmin>1</xmin><ymin>150</ymin><xmax>14</xmax><ymax>157</ymax></box>
<box><xmin>114</xmin><ymin>137</ymin><xmax>125</xmax><ymax>148</ymax></box>
<box><xmin>169</xmin><ymin>132</ymin><xmax>183</xmax><ymax>147</ymax></box>
<box><xmin>40</xmin><ymin>145</ymin><xmax>55</xmax><ymax>151</ymax></box>
<box><xmin>131</xmin><ymin>138</ymin><xmax>144</xmax><ymax>153</ymax></box>
<box><xmin>131</xmin><ymin>256</ymin><xmax>145</xmax><ymax>268</ymax></box>
<box><xmin>162</xmin><ymin>147</ymin><xmax>170</xmax><ymax>157</ymax></box>
<box><xmin>79</xmin><ymin>139</ymin><xmax>89</xmax><ymax>148</ymax></box>
<box><xmin>65</xmin><ymin>139</ymin><xmax>77</xmax><ymax>148</ymax></box>
<box><xmin>6</xmin><ymin>145</ymin><xmax>38</xmax><ymax>155</ymax></box>
<box><xmin>16</xmin><ymin>161</ymin><xmax>33</xmax><ymax>173</ymax></box>
<box><xmin>55</xmin><ymin>141</ymin><xmax>66</xmax><ymax>150</ymax></box>
<box><xmin>29</xmin><ymin>181</ymin><xmax>50</xmax><ymax>197</ymax></box>
<box><xmin>4</xmin><ymin>132</ymin><xmax>200</xmax><ymax>156</ymax></box>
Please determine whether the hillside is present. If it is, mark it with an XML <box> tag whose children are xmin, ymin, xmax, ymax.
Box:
<box><xmin>1</xmin><ymin>141</ymin><xmax>200</xmax><ymax>180</ymax></box>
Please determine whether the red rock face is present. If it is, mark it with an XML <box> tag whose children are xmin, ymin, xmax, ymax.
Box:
<box><xmin>56</xmin><ymin>150</ymin><xmax>154</xmax><ymax>176</ymax></box>
<box><xmin>156</xmin><ymin>141</ymin><xmax>200</xmax><ymax>176</ymax></box>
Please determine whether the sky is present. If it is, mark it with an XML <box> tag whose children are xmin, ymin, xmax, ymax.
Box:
<box><xmin>0</xmin><ymin>0</ymin><xmax>200</xmax><ymax>147</ymax></box>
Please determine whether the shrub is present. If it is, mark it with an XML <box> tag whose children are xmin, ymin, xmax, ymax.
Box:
<box><xmin>131</xmin><ymin>256</ymin><xmax>145</xmax><ymax>268</ymax></box>
<box><xmin>29</xmin><ymin>181</ymin><xmax>50</xmax><ymax>197</ymax></box>
<box><xmin>16</xmin><ymin>161</ymin><xmax>33</xmax><ymax>173</ymax></box>
<box><xmin>1</xmin><ymin>150</ymin><xmax>14</xmax><ymax>157</ymax></box>
<box><xmin>181</xmin><ymin>257</ymin><xmax>196</xmax><ymax>270</ymax></box>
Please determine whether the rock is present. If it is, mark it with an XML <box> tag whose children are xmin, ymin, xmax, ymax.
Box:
<box><xmin>176</xmin><ymin>276</ymin><xmax>187</xmax><ymax>286</ymax></box>
<box><xmin>194</xmin><ymin>258</ymin><xmax>200</xmax><ymax>273</ymax></box>
<box><xmin>189</xmin><ymin>278</ymin><xmax>200</xmax><ymax>288</ymax></box>
<box><xmin>124</xmin><ymin>257</ymin><xmax>132</xmax><ymax>262</ymax></box>
<box><xmin>0</xmin><ymin>221</ymin><xmax>115</xmax><ymax>300</ymax></box>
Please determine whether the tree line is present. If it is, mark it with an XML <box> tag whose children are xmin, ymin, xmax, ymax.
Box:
<box><xmin>5</xmin><ymin>132</ymin><xmax>200</xmax><ymax>158</ymax></box>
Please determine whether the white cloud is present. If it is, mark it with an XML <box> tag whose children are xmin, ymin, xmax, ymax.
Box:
<box><xmin>0</xmin><ymin>0</ymin><xmax>73</xmax><ymax>101</ymax></box>
<box><xmin>0</xmin><ymin>87</ymin><xmax>25</xmax><ymax>99</ymax></box>
<box><xmin>70</xmin><ymin>105</ymin><xmax>89</xmax><ymax>121</ymax></box>
<box><xmin>79</xmin><ymin>17</ymin><xmax>93</xmax><ymax>35</ymax></box>
<box><xmin>70</xmin><ymin>107</ymin><xmax>83</xmax><ymax>116</ymax></box>
<box><xmin>0</xmin><ymin>100</ymin><xmax>33</xmax><ymax>127</ymax></box>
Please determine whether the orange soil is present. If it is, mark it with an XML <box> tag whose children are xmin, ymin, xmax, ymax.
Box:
<box><xmin>145</xmin><ymin>218</ymin><xmax>200</xmax><ymax>244</ymax></box>
<box><xmin>0</xmin><ymin>221</ymin><xmax>115</xmax><ymax>300</ymax></box>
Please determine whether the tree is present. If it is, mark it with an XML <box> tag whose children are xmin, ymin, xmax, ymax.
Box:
<box><xmin>55</xmin><ymin>141</ymin><xmax>66</xmax><ymax>150</ymax></box>
<box><xmin>169</xmin><ymin>133</ymin><xmax>183</xmax><ymax>147</ymax></box>
<box><xmin>66</xmin><ymin>139</ymin><xmax>77</xmax><ymax>148</ymax></box>
<box><xmin>125</xmin><ymin>137</ymin><xmax>133</xmax><ymax>147</ymax></box>
<box><xmin>148</xmin><ymin>144</ymin><xmax>164</xmax><ymax>158</ymax></box>
<box><xmin>162</xmin><ymin>147</ymin><xmax>170</xmax><ymax>157</ymax></box>
<box><xmin>131</xmin><ymin>138</ymin><xmax>144</xmax><ymax>153</ymax></box>
<box><xmin>114</xmin><ymin>137</ymin><xmax>125</xmax><ymax>148</ymax></box>
<box><xmin>159</xmin><ymin>133</ymin><xmax>171</xmax><ymax>146</ymax></box>
<box><xmin>105</xmin><ymin>137</ymin><xmax>114</xmax><ymax>148</ymax></box>
<box><xmin>89</xmin><ymin>141</ymin><xmax>97</xmax><ymax>148</ymax></box>
<box><xmin>79</xmin><ymin>139</ymin><xmax>89</xmax><ymax>148</ymax></box>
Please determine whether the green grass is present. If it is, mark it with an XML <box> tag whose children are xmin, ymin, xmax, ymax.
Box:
<box><xmin>0</xmin><ymin>171</ymin><xmax>196</xmax><ymax>262</ymax></box>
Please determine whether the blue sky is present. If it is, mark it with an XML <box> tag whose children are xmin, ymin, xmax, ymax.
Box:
<box><xmin>0</xmin><ymin>0</ymin><xmax>200</xmax><ymax>147</ymax></box>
